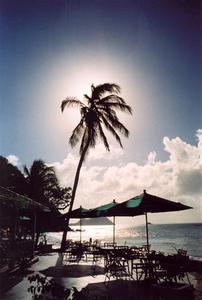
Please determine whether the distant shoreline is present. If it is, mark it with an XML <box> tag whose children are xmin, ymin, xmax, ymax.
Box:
<box><xmin>70</xmin><ymin>216</ymin><xmax>113</xmax><ymax>226</ymax></box>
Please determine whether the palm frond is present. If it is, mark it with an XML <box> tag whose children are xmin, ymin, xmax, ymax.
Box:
<box><xmin>102</xmin><ymin>112</ymin><xmax>129</xmax><ymax>138</ymax></box>
<box><xmin>61</xmin><ymin>98</ymin><xmax>85</xmax><ymax>112</ymax></box>
<box><xmin>89</xmin><ymin>127</ymin><xmax>98</xmax><ymax>148</ymax></box>
<box><xmin>62</xmin><ymin>83</ymin><xmax>131</xmax><ymax>163</ymax></box>
<box><xmin>97</xmin><ymin>95</ymin><xmax>126</xmax><ymax>104</ymax></box>
<box><xmin>84</xmin><ymin>94</ymin><xmax>91</xmax><ymax>105</ymax></box>
<box><xmin>98</xmin><ymin>123</ymin><xmax>110</xmax><ymax>151</ymax></box>
<box><xmin>98</xmin><ymin>106</ymin><xmax>117</xmax><ymax>119</ymax></box>
<box><xmin>101</xmin><ymin>116</ymin><xmax>123</xmax><ymax>148</ymax></box>
<box><xmin>69</xmin><ymin>120</ymin><xmax>85</xmax><ymax>148</ymax></box>
<box><xmin>92</xmin><ymin>83</ymin><xmax>121</xmax><ymax>99</ymax></box>
<box><xmin>79</xmin><ymin>126</ymin><xmax>98</xmax><ymax>158</ymax></box>
<box><xmin>98</xmin><ymin>102</ymin><xmax>132</xmax><ymax>114</ymax></box>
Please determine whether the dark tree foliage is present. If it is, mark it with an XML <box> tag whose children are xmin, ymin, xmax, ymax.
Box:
<box><xmin>0</xmin><ymin>156</ymin><xmax>27</xmax><ymax>195</ymax></box>
<box><xmin>0</xmin><ymin>156</ymin><xmax>71</xmax><ymax>213</ymax></box>
<box><xmin>24</xmin><ymin>160</ymin><xmax>71</xmax><ymax>212</ymax></box>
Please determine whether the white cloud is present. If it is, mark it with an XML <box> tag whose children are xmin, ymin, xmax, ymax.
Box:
<box><xmin>147</xmin><ymin>151</ymin><xmax>157</xmax><ymax>165</ymax></box>
<box><xmin>50</xmin><ymin>153</ymin><xmax>78</xmax><ymax>187</ymax></box>
<box><xmin>51</xmin><ymin>130</ymin><xmax>202</xmax><ymax>224</ymax></box>
<box><xmin>88</xmin><ymin>144</ymin><xmax>124</xmax><ymax>161</ymax></box>
<box><xmin>163</xmin><ymin>136</ymin><xmax>200</xmax><ymax>171</ymax></box>
<box><xmin>6</xmin><ymin>155</ymin><xmax>20</xmax><ymax>166</ymax></box>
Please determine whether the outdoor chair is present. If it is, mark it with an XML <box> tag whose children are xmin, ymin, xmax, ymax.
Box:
<box><xmin>91</xmin><ymin>248</ymin><xmax>105</xmax><ymax>270</ymax></box>
<box><xmin>65</xmin><ymin>239</ymin><xmax>74</xmax><ymax>249</ymax></box>
<box><xmin>84</xmin><ymin>245</ymin><xmax>103</xmax><ymax>265</ymax></box>
<box><xmin>130</xmin><ymin>261</ymin><xmax>148</xmax><ymax>281</ymax></box>
<box><xmin>131</xmin><ymin>257</ymin><xmax>163</xmax><ymax>281</ymax></box>
<box><xmin>130</xmin><ymin>248</ymin><xmax>159</xmax><ymax>281</ymax></box>
<box><xmin>104</xmin><ymin>248</ymin><xmax>131</xmax><ymax>283</ymax></box>
<box><xmin>115</xmin><ymin>246</ymin><xmax>130</xmax><ymax>263</ymax></box>
<box><xmin>155</xmin><ymin>253</ymin><xmax>191</xmax><ymax>284</ymax></box>
<box><xmin>83</xmin><ymin>244</ymin><xmax>93</xmax><ymax>261</ymax></box>
<box><xmin>64</xmin><ymin>245</ymin><xmax>85</xmax><ymax>264</ymax></box>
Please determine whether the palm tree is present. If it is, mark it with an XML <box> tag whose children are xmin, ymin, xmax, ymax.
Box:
<box><xmin>24</xmin><ymin>160</ymin><xmax>59</xmax><ymax>211</ymax></box>
<box><xmin>24</xmin><ymin>160</ymin><xmax>71</xmax><ymax>246</ymax></box>
<box><xmin>60</xmin><ymin>83</ymin><xmax>132</xmax><ymax>249</ymax></box>
<box><xmin>0</xmin><ymin>155</ymin><xmax>27</xmax><ymax>195</ymax></box>
<box><xmin>24</xmin><ymin>159</ymin><xmax>71</xmax><ymax>211</ymax></box>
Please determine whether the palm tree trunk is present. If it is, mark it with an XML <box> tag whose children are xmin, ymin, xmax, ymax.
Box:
<box><xmin>60</xmin><ymin>139</ymin><xmax>90</xmax><ymax>250</ymax></box>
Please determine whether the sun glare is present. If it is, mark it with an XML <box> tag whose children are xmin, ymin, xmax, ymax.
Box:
<box><xmin>63</xmin><ymin>64</ymin><xmax>117</xmax><ymax>99</ymax></box>
<box><xmin>53</xmin><ymin>61</ymin><xmax>120</xmax><ymax>132</ymax></box>
<box><xmin>47</xmin><ymin>55</ymin><xmax>137</xmax><ymax>138</ymax></box>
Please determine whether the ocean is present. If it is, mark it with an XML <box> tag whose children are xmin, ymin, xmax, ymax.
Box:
<box><xmin>47</xmin><ymin>223</ymin><xmax>202</xmax><ymax>260</ymax></box>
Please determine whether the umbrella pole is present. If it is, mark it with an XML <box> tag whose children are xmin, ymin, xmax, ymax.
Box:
<box><xmin>145</xmin><ymin>212</ymin><xmax>149</xmax><ymax>249</ymax></box>
<box><xmin>80</xmin><ymin>218</ymin><xmax>82</xmax><ymax>243</ymax></box>
<box><xmin>32</xmin><ymin>209</ymin><xmax>37</xmax><ymax>257</ymax></box>
<box><xmin>113</xmin><ymin>216</ymin><xmax>115</xmax><ymax>245</ymax></box>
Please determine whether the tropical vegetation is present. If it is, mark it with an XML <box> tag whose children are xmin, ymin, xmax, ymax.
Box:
<box><xmin>0</xmin><ymin>156</ymin><xmax>71</xmax><ymax>213</ymax></box>
<box><xmin>24</xmin><ymin>159</ymin><xmax>71</xmax><ymax>212</ymax></box>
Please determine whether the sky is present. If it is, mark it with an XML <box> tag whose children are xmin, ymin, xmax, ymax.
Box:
<box><xmin>0</xmin><ymin>0</ymin><xmax>201</xmax><ymax>225</ymax></box>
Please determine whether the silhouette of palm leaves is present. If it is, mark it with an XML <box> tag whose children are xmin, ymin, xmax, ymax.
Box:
<box><xmin>61</xmin><ymin>83</ymin><xmax>132</xmax><ymax>158</ymax></box>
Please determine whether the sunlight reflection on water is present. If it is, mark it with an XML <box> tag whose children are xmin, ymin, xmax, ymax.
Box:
<box><xmin>47</xmin><ymin>223</ymin><xmax>202</xmax><ymax>259</ymax></box>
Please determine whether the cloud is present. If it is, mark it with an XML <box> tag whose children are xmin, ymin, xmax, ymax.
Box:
<box><xmin>177</xmin><ymin>169</ymin><xmax>202</xmax><ymax>196</ymax></box>
<box><xmin>51</xmin><ymin>130</ymin><xmax>202</xmax><ymax>224</ymax></box>
<box><xmin>147</xmin><ymin>151</ymin><xmax>157</xmax><ymax>165</ymax></box>
<box><xmin>50</xmin><ymin>153</ymin><xmax>79</xmax><ymax>187</ymax></box>
<box><xmin>88</xmin><ymin>144</ymin><xmax>124</xmax><ymax>161</ymax></box>
<box><xmin>6</xmin><ymin>155</ymin><xmax>20</xmax><ymax>166</ymax></box>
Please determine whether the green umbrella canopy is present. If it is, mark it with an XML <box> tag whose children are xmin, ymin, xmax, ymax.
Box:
<box><xmin>69</xmin><ymin>206</ymin><xmax>91</xmax><ymax>219</ymax></box>
<box><xmin>88</xmin><ymin>200</ymin><xmax>117</xmax><ymax>218</ymax></box>
<box><xmin>108</xmin><ymin>190</ymin><xmax>192</xmax><ymax>216</ymax></box>
<box><xmin>64</xmin><ymin>202</ymin><xmax>117</xmax><ymax>220</ymax></box>
<box><xmin>105</xmin><ymin>190</ymin><xmax>192</xmax><ymax>247</ymax></box>
<box><xmin>64</xmin><ymin>206</ymin><xmax>91</xmax><ymax>243</ymax></box>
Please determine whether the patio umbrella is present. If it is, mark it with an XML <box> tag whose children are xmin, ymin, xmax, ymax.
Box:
<box><xmin>88</xmin><ymin>200</ymin><xmax>117</xmax><ymax>244</ymax></box>
<box><xmin>108</xmin><ymin>190</ymin><xmax>192</xmax><ymax>248</ymax></box>
<box><xmin>35</xmin><ymin>210</ymin><xmax>73</xmax><ymax>233</ymax></box>
<box><xmin>69</xmin><ymin>206</ymin><xmax>91</xmax><ymax>242</ymax></box>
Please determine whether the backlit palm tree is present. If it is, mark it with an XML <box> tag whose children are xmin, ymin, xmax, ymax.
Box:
<box><xmin>24</xmin><ymin>160</ymin><xmax>64</xmax><ymax>212</ymax></box>
<box><xmin>60</xmin><ymin>83</ymin><xmax>132</xmax><ymax>249</ymax></box>
<box><xmin>24</xmin><ymin>160</ymin><xmax>71</xmax><ymax>246</ymax></box>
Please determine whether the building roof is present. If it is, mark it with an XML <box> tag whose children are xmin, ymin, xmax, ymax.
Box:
<box><xmin>0</xmin><ymin>186</ymin><xmax>50</xmax><ymax>212</ymax></box>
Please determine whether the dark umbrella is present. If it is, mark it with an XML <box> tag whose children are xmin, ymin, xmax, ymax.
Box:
<box><xmin>70</xmin><ymin>206</ymin><xmax>90</xmax><ymax>218</ymax></box>
<box><xmin>88</xmin><ymin>200</ymin><xmax>117</xmax><ymax>244</ymax></box>
<box><xmin>70</xmin><ymin>206</ymin><xmax>91</xmax><ymax>242</ymax></box>
<box><xmin>108</xmin><ymin>190</ymin><xmax>192</xmax><ymax>248</ymax></box>
<box><xmin>37</xmin><ymin>211</ymin><xmax>73</xmax><ymax>232</ymax></box>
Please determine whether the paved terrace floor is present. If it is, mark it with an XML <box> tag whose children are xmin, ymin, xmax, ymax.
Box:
<box><xmin>1</xmin><ymin>252</ymin><xmax>202</xmax><ymax>300</ymax></box>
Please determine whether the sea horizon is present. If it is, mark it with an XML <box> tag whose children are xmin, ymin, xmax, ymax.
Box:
<box><xmin>46</xmin><ymin>223</ymin><xmax>202</xmax><ymax>260</ymax></box>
